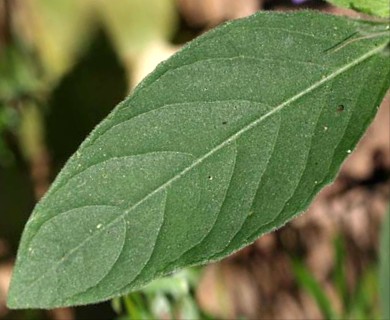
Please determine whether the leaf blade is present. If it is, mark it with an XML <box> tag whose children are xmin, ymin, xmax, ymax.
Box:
<box><xmin>7</xmin><ymin>11</ymin><xmax>390</xmax><ymax>308</ymax></box>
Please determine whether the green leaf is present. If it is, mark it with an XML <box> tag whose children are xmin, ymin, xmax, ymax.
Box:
<box><xmin>327</xmin><ymin>0</ymin><xmax>390</xmax><ymax>18</ymax></box>
<box><xmin>7</xmin><ymin>11</ymin><xmax>390</xmax><ymax>309</ymax></box>
<box><xmin>379</xmin><ymin>208</ymin><xmax>390</xmax><ymax>320</ymax></box>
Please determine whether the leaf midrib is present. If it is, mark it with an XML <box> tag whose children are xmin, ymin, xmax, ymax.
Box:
<box><xmin>20</xmin><ymin>43</ymin><xmax>387</xmax><ymax>300</ymax></box>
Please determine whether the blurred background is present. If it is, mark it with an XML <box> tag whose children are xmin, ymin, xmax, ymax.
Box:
<box><xmin>0</xmin><ymin>0</ymin><xmax>389</xmax><ymax>319</ymax></box>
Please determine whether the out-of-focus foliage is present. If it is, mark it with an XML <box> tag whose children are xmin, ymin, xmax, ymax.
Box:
<box><xmin>23</xmin><ymin>0</ymin><xmax>94</xmax><ymax>81</ymax></box>
<box><xmin>94</xmin><ymin>0</ymin><xmax>178</xmax><ymax>87</ymax></box>
<box><xmin>95</xmin><ymin>0</ymin><xmax>177</xmax><ymax>66</ymax></box>
<box><xmin>18</xmin><ymin>104</ymin><xmax>45</xmax><ymax>163</ymax></box>
<box><xmin>0</xmin><ymin>46</ymin><xmax>39</xmax><ymax>103</ymax></box>
<box><xmin>44</xmin><ymin>30</ymin><xmax>127</xmax><ymax>168</ymax></box>
<box><xmin>2</xmin><ymin>0</ymin><xmax>177</xmax><ymax>92</ymax></box>
<box><xmin>112</xmin><ymin>269</ymin><xmax>211</xmax><ymax>320</ymax></box>
<box><xmin>0</xmin><ymin>106</ymin><xmax>18</xmax><ymax>164</ymax></box>
<box><xmin>327</xmin><ymin>0</ymin><xmax>390</xmax><ymax>18</ymax></box>
<box><xmin>1</xmin><ymin>1</ymin><xmax>178</xmax><ymax>317</ymax></box>
<box><xmin>0</xmin><ymin>0</ymin><xmax>178</xmax><ymax>167</ymax></box>
<box><xmin>293</xmin><ymin>259</ymin><xmax>338</xmax><ymax>319</ymax></box>
<box><xmin>379</xmin><ymin>208</ymin><xmax>389</xmax><ymax>320</ymax></box>
<box><xmin>294</xmin><ymin>236</ymin><xmax>382</xmax><ymax>320</ymax></box>
<box><xmin>0</xmin><ymin>162</ymin><xmax>36</xmax><ymax>253</ymax></box>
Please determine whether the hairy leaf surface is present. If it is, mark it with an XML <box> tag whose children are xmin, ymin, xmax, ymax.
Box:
<box><xmin>7</xmin><ymin>11</ymin><xmax>390</xmax><ymax>308</ymax></box>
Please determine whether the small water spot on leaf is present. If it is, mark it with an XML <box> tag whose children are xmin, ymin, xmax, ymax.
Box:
<box><xmin>347</xmin><ymin>149</ymin><xmax>352</xmax><ymax>154</ymax></box>
<box><xmin>96</xmin><ymin>224</ymin><xmax>103</xmax><ymax>229</ymax></box>
<box><xmin>208</xmin><ymin>176</ymin><xmax>213</xmax><ymax>181</ymax></box>
<box><xmin>324</xmin><ymin>126</ymin><xmax>328</xmax><ymax>131</ymax></box>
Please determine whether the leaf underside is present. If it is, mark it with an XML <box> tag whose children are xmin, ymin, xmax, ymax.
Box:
<box><xmin>7</xmin><ymin>11</ymin><xmax>390</xmax><ymax>309</ymax></box>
